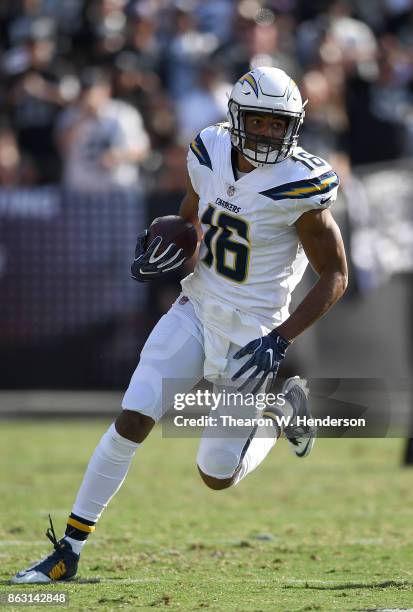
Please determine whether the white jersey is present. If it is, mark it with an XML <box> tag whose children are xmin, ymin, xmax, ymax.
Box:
<box><xmin>57</xmin><ymin>99</ymin><xmax>149</xmax><ymax>193</ymax></box>
<box><xmin>182</xmin><ymin>123</ymin><xmax>339</xmax><ymax>333</ymax></box>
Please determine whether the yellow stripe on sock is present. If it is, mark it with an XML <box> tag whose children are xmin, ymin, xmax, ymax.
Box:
<box><xmin>67</xmin><ymin>517</ymin><xmax>96</xmax><ymax>533</ymax></box>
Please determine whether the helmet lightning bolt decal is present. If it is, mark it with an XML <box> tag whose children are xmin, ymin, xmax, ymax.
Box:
<box><xmin>239</xmin><ymin>73</ymin><xmax>259</xmax><ymax>97</ymax></box>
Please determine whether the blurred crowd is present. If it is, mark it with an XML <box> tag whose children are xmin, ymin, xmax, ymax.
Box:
<box><xmin>0</xmin><ymin>0</ymin><xmax>412</xmax><ymax>193</ymax></box>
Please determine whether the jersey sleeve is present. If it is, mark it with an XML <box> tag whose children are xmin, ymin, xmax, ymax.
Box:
<box><xmin>186</xmin><ymin>127</ymin><xmax>214</xmax><ymax>195</ymax></box>
<box><xmin>259</xmin><ymin>160</ymin><xmax>340</xmax><ymax>226</ymax></box>
<box><xmin>286</xmin><ymin>166</ymin><xmax>340</xmax><ymax>226</ymax></box>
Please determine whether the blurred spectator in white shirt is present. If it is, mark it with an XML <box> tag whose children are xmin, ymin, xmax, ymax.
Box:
<box><xmin>55</xmin><ymin>67</ymin><xmax>149</xmax><ymax>192</ymax></box>
<box><xmin>194</xmin><ymin>0</ymin><xmax>236</xmax><ymax>45</ymax></box>
<box><xmin>163</xmin><ymin>7</ymin><xmax>219</xmax><ymax>101</ymax></box>
<box><xmin>176</xmin><ymin>64</ymin><xmax>230</xmax><ymax>145</ymax></box>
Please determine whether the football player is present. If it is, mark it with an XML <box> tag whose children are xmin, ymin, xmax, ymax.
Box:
<box><xmin>12</xmin><ymin>67</ymin><xmax>347</xmax><ymax>583</ymax></box>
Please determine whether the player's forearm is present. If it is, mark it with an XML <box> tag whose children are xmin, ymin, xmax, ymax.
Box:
<box><xmin>179</xmin><ymin>188</ymin><xmax>202</xmax><ymax>238</ymax></box>
<box><xmin>274</xmin><ymin>270</ymin><xmax>348</xmax><ymax>343</ymax></box>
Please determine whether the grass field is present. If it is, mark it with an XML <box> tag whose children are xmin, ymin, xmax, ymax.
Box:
<box><xmin>1</xmin><ymin>420</ymin><xmax>413</xmax><ymax>611</ymax></box>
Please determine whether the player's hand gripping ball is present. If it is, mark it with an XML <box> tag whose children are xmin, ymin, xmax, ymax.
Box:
<box><xmin>131</xmin><ymin>215</ymin><xmax>197</xmax><ymax>282</ymax></box>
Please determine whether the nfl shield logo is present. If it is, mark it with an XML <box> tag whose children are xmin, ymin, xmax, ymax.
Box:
<box><xmin>227</xmin><ymin>185</ymin><xmax>235</xmax><ymax>197</ymax></box>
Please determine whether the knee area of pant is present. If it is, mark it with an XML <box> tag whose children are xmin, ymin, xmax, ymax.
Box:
<box><xmin>196</xmin><ymin>447</ymin><xmax>240</xmax><ymax>480</ymax></box>
<box><xmin>122</xmin><ymin>379</ymin><xmax>159</xmax><ymax>417</ymax></box>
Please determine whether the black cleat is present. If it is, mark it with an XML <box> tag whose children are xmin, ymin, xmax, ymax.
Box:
<box><xmin>11</xmin><ymin>516</ymin><xmax>79</xmax><ymax>584</ymax></box>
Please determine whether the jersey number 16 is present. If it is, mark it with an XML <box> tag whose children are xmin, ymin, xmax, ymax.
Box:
<box><xmin>201</xmin><ymin>204</ymin><xmax>250</xmax><ymax>283</ymax></box>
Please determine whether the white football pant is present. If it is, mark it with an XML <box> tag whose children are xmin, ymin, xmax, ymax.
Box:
<box><xmin>122</xmin><ymin>297</ymin><xmax>273</xmax><ymax>479</ymax></box>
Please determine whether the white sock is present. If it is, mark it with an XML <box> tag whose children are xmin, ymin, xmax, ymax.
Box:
<box><xmin>69</xmin><ymin>422</ymin><xmax>139</xmax><ymax>529</ymax></box>
<box><xmin>232</xmin><ymin>422</ymin><xmax>280</xmax><ymax>486</ymax></box>
<box><xmin>63</xmin><ymin>536</ymin><xmax>85</xmax><ymax>555</ymax></box>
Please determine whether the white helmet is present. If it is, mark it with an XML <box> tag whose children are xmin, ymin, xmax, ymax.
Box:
<box><xmin>227</xmin><ymin>66</ymin><xmax>306</xmax><ymax>167</ymax></box>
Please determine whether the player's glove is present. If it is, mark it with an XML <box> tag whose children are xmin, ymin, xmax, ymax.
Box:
<box><xmin>131</xmin><ymin>230</ymin><xmax>185</xmax><ymax>282</ymax></box>
<box><xmin>231</xmin><ymin>330</ymin><xmax>290</xmax><ymax>394</ymax></box>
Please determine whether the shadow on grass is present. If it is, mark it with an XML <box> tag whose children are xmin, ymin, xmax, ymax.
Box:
<box><xmin>283</xmin><ymin>580</ymin><xmax>410</xmax><ymax>591</ymax></box>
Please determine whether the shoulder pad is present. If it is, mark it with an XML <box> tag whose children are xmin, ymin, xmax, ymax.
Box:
<box><xmin>214</xmin><ymin>121</ymin><xmax>230</xmax><ymax>131</ymax></box>
<box><xmin>189</xmin><ymin>129</ymin><xmax>214</xmax><ymax>171</ymax></box>
<box><xmin>291</xmin><ymin>147</ymin><xmax>331</xmax><ymax>172</ymax></box>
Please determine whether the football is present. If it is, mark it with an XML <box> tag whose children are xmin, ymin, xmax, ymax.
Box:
<box><xmin>148</xmin><ymin>215</ymin><xmax>198</xmax><ymax>260</ymax></box>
